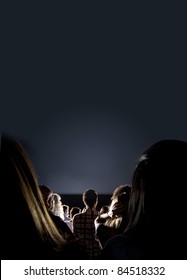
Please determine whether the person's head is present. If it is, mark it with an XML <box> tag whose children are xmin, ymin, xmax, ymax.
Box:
<box><xmin>108</xmin><ymin>184</ymin><xmax>131</xmax><ymax>219</ymax></box>
<box><xmin>83</xmin><ymin>189</ymin><xmax>98</xmax><ymax>209</ymax></box>
<box><xmin>51</xmin><ymin>193</ymin><xmax>64</xmax><ymax>220</ymax></box>
<box><xmin>1</xmin><ymin>134</ymin><xmax>67</xmax><ymax>258</ymax></box>
<box><xmin>111</xmin><ymin>184</ymin><xmax>131</xmax><ymax>201</ymax></box>
<box><xmin>62</xmin><ymin>204</ymin><xmax>69</xmax><ymax>214</ymax></box>
<box><xmin>53</xmin><ymin>193</ymin><xmax>62</xmax><ymax>208</ymax></box>
<box><xmin>99</xmin><ymin>205</ymin><xmax>109</xmax><ymax>215</ymax></box>
<box><xmin>126</xmin><ymin>139</ymin><xmax>187</xmax><ymax>236</ymax></box>
<box><xmin>70</xmin><ymin>207</ymin><xmax>81</xmax><ymax>219</ymax></box>
<box><xmin>40</xmin><ymin>184</ymin><xmax>54</xmax><ymax>211</ymax></box>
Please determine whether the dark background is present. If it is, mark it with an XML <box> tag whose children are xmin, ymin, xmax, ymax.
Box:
<box><xmin>1</xmin><ymin>4</ymin><xmax>187</xmax><ymax>203</ymax></box>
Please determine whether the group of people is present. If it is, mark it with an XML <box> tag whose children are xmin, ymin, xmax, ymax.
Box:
<box><xmin>1</xmin><ymin>133</ymin><xmax>187</xmax><ymax>260</ymax></box>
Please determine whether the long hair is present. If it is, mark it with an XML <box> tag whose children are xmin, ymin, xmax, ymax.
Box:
<box><xmin>52</xmin><ymin>193</ymin><xmax>65</xmax><ymax>220</ymax></box>
<box><xmin>1</xmin><ymin>134</ymin><xmax>67</xmax><ymax>258</ymax></box>
<box><xmin>105</xmin><ymin>189</ymin><xmax>130</xmax><ymax>230</ymax></box>
<box><xmin>125</xmin><ymin>139</ymin><xmax>187</xmax><ymax>236</ymax></box>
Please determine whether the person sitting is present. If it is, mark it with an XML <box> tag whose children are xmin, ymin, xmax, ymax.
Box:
<box><xmin>39</xmin><ymin>185</ymin><xmax>75</xmax><ymax>240</ymax></box>
<box><xmin>95</xmin><ymin>184</ymin><xmax>131</xmax><ymax>248</ymax></box>
<box><xmin>52</xmin><ymin>193</ymin><xmax>64</xmax><ymax>220</ymax></box>
<box><xmin>64</xmin><ymin>207</ymin><xmax>82</xmax><ymax>232</ymax></box>
<box><xmin>70</xmin><ymin>207</ymin><xmax>82</xmax><ymax>220</ymax></box>
<box><xmin>73</xmin><ymin>189</ymin><xmax>101</xmax><ymax>259</ymax></box>
<box><xmin>1</xmin><ymin>134</ymin><xmax>87</xmax><ymax>259</ymax></box>
<box><xmin>100</xmin><ymin>140</ymin><xmax>187</xmax><ymax>259</ymax></box>
<box><xmin>62</xmin><ymin>204</ymin><xmax>71</xmax><ymax>221</ymax></box>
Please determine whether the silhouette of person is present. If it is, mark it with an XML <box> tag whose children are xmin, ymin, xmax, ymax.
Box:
<box><xmin>100</xmin><ymin>140</ymin><xmax>187</xmax><ymax>259</ymax></box>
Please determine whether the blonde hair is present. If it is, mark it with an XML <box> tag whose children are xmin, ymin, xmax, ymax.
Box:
<box><xmin>105</xmin><ymin>216</ymin><xmax>123</xmax><ymax>229</ymax></box>
<box><xmin>2</xmin><ymin>135</ymin><xmax>67</xmax><ymax>251</ymax></box>
<box><xmin>52</xmin><ymin>193</ymin><xmax>64</xmax><ymax>220</ymax></box>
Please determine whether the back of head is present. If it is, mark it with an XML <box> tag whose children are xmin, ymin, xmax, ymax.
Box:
<box><xmin>53</xmin><ymin>193</ymin><xmax>62</xmax><ymax>206</ymax></box>
<box><xmin>126</xmin><ymin>139</ymin><xmax>187</xmax><ymax>257</ymax></box>
<box><xmin>53</xmin><ymin>193</ymin><xmax>61</xmax><ymax>200</ymax></box>
<box><xmin>1</xmin><ymin>134</ymin><xmax>39</xmax><ymax>196</ymax></box>
<box><xmin>62</xmin><ymin>204</ymin><xmax>69</xmax><ymax>213</ymax></box>
<box><xmin>136</xmin><ymin>139</ymin><xmax>187</xmax><ymax>215</ymax></box>
<box><xmin>111</xmin><ymin>184</ymin><xmax>131</xmax><ymax>200</ymax></box>
<box><xmin>70</xmin><ymin>207</ymin><xmax>81</xmax><ymax>219</ymax></box>
<box><xmin>1</xmin><ymin>134</ymin><xmax>44</xmax><ymax>257</ymax></box>
<box><xmin>110</xmin><ymin>184</ymin><xmax>131</xmax><ymax>219</ymax></box>
<box><xmin>40</xmin><ymin>184</ymin><xmax>54</xmax><ymax>210</ymax></box>
<box><xmin>83</xmin><ymin>189</ymin><xmax>98</xmax><ymax>208</ymax></box>
<box><xmin>105</xmin><ymin>185</ymin><xmax>131</xmax><ymax>230</ymax></box>
<box><xmin>1</xmin><ymin>134</ymin><xmax>66</xmax><ymax>259</ymax></box>
<box><xmin>1</xmin><ymin>134</ymin><xmax>40</xmax><ymax>219</ymax></box>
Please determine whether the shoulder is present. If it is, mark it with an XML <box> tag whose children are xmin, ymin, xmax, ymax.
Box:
<box><xmin>50</xmin><ymin>213</ymin><xmax>65</xmax><ymax>225</ymax></box>
<box><xmin>105</xmin><ymin>234</ymin><xmax>129</xmax><ymax>246</ymax></box>
<box><xmin>73</xmin><ymin>212</ymin><xmax>83</xmax><ymax>220</ymax></box>
<box><xmin>99</xmin><ymin>234</ymin><xmax>136</xmax><ymax>260</ymax></box>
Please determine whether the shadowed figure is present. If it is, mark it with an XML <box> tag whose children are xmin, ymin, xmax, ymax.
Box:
<box><xmin>95</xmin><ymin>184</ymin><xmax>131</xmax><ymax>248</ymax></box>
<box><xmin>73</xmin><ymin>189</ymin><xmax>101</xmax><ymax>259</ymax></box>
<box><xmin>1</xmin><ymin>134</ymin><xmax>87</xmax><ymax>259</ymax></box>
<box><xmin>39</xmin><ymin>185</ymin><xmax>75</xmax><ymax>241</ymax></box>
<box><xmin>100</xmin><ymin>140</ymin><xmax>187</xmax><ymax>259</ymax></box>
